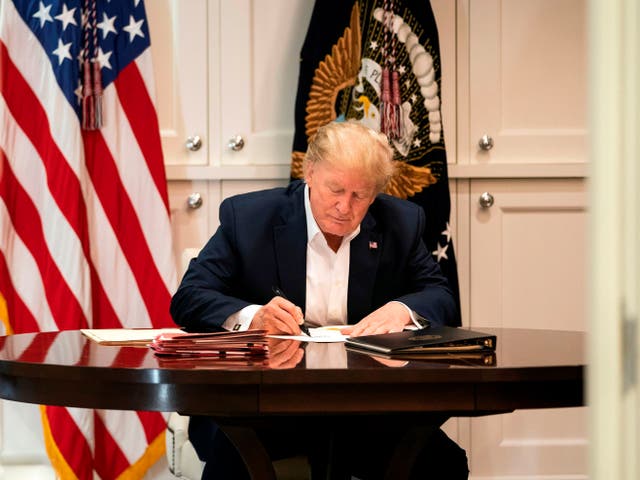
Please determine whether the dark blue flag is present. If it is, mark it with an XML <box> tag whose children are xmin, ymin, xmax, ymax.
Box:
<box><xmin>291</xmin><ymin>0</ymin><xmax>461</xmax><ymax>325</ymax></box>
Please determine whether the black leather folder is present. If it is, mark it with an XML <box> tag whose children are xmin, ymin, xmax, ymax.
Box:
<box><xmin>345</xmin><ymin>326</ymin><xmax>496</xmax><ymax>355</ymax></box>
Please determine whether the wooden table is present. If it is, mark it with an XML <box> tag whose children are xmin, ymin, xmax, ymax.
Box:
<box><xmin>0</xmin><ymin>328</ymin><xmax>585</xmax><ymax>478</ymax></box>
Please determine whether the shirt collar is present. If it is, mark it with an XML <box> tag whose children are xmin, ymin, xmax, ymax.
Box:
<box><xmin>304</xmin><ymin>183</ymin><xmax>360</xmax><ymax>246</ymax></box>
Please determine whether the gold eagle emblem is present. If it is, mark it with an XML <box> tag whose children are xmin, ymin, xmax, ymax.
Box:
<box><xmin>290</xmin><ymin>2</ymin><xmax>437</xmax><ymax>199</ymax></box>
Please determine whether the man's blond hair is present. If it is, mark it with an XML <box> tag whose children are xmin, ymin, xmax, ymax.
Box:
<box><xmin>303</xmin><ymin>121</ymin><xmax>395</xmax><ymax>194</ymax></box>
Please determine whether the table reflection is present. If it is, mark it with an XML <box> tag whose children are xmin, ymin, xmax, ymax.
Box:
<box><xmin>0</xmin><ymin>328</ymin><xmax>586</xmax><ymax>372</ymax></box>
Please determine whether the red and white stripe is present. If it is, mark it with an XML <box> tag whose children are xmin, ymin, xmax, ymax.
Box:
<box><xmin>0</xmin><ymin>0</ymin><xmax>176</xmax><ymax>478</ymax></box>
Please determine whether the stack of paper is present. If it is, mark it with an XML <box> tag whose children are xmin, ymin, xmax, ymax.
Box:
<box><xmin>149</xmin><ymin>330</ymin><xmax>268</xmax><ymax>359</ymax></box>
<box><xmin>81</xmin><ymin>328</ymin><xmax>184</xmax><ymax>346</ymax></box>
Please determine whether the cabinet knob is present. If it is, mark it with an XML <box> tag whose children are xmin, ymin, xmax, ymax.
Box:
<box><xmin>187</xmin><ymin>192</ymin><xmax>203</xmax><ymax>210</ymax></box>
<box><xmin>185</xmin><ymin>135</ymin><xmax>203</xmax><ymax>151</ymax></box>
<box><xmin>478</xmin><ymin>134</ymin><xmax>494</xmax><ymax>151</ymax></box>
<box><xmin>228</xmin><ymin>135</ymin><xmax>245</xmax><ymax>151</ymax></box>
<box><xmin>478</xmin><ymin>192</ymin><xmax>494</xmax><ymax>208</ymax></box>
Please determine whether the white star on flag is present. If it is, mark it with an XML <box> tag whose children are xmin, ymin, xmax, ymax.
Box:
<box><xmin>441</xmin><ymin>222</ymin><xmax>451</xmax><ymax>243</ymax></box>
<box><xmin>74</xmin><ymin>82</ymin><xmax>82</xmax><ymax>104</ymax></box>
<box><xmin>97</xmin><ymin>13</ymin><xmax>118</xmax><ymax>38</ymax></box>
<box><xmin>54</xmin><ymin>4</ymin><xmax>77</xmax><ymax>32</ymax></box>
<box><xmin>123</xmin><ymin>15</ymin><xmax>145</xmax><ymax>42</ymax></box>
<box><xmin>96</xmin><ymin>47</ymin><xmax>113</xmax><ymax>70</ymax></box>
<box><xmin>52</xmin><ymin>39</ymin><xmax>72</xmax><ymax>65</ymax></box>
<box><xmin>432</xmin><ymin>242</ymin><xmax>449</xmax><ymax>262</ymax></box>
<box><xmin>32</xmin><ymin>1</ymin><xmax>53</xmax><ymax>28</ymax></box>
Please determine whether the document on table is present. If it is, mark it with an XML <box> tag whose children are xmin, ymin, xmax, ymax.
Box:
<box><xmin>81</xmin><ymin>328</ymin><xmax>184</xmax><ymax>346</ymax></box>
<box><xmin>269</xmin><ymin>325</ymin><xmax>350</xmax><ymax>343</ymax></box>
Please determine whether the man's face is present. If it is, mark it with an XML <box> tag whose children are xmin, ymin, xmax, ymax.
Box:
<box><xmin>306</xmin><ymin>160</ymin><xmax>377</xmax><ymax>238</ymax></box>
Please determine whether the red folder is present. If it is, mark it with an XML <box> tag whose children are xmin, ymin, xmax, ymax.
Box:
<box><xmin>150</xmin><ymin>329</ymin><xmax>268</xmax><ymax>359</ymax></box>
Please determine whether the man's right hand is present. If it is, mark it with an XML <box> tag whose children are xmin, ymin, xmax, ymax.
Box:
<box><xmin>250</xmin><ymin>296</ymin><xmax>305</xmax><ymax>335</ymax></box>
<box><xmin>267</xmin><ymin>338</ymin><xmax>305</xmax><ymax>369</ymax></box>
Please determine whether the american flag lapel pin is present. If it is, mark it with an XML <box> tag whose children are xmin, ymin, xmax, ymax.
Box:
<box><xmin>369</xmin><ymin>241</ymin><xmax>378</xmax><ymax>250</ymax></box>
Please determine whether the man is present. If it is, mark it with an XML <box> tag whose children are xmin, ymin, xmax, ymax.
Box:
<box><xmin>170</xmin><ymin>121</ymin><xmax>467</xmax><ymax>479</ymax></box>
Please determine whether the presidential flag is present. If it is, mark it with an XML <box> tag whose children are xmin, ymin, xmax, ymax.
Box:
<box><xmin>291</xmin><ymin>0</ymin><xmax>460</xmax><ymax>324</ymax></box>
<box><xmin>0</xmin><ymin>0</ymin><xmax>176</xmax><ymax>478</ymax></box>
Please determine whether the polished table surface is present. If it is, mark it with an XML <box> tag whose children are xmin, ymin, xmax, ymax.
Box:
<box><xmin>0</xmin><ymin>327</ymin><xmax>585</xmax><ymax>416</ymax></box>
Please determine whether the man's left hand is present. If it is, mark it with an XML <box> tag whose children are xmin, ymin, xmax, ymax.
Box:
<box><xmin>342</xmin><ymin>302</ymin><xmax>411</xmax><ymax>337</ymax></box>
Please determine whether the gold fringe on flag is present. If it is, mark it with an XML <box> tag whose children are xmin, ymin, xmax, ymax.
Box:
<box><xmin>41</xmin><ymin>405</ymin><xmax>167</xmax><ymax>480</ymax></box>
<box><xmin>116</xmin><ymin>431</ymin><xmax>166</xmax><ymax>480</ymax></box>
<box><xmin>40</xmin><ymin>405</ymin><xmax>80</xmax><ymax>480</ymax></box>
<box><xmin>0</xmin><ymin>293</ymin><xmax>12</xmax><ymax>335</ymax></box>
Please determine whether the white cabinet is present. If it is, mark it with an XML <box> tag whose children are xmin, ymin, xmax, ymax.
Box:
<box><xmin>468</xmin><ymin>179</ymin><xmax>587</xmax><ymax>331</ymax></box>
<box><xmin>148</xmin><ymin>0</ymin><xmax>313</xmax><ymax>175</ymax></box>
<box><xmin>147</xmin><ymin>0</ymin><xmax>209</xmax><ymax>167</ymax></box>
<box><xmin>460</xmin><ymin>0</ymin><xmax>588</xmax><ymax>166</ymax></box>
<box><xmin>167</xmin><ymin>179</ymin><xmax>289</xmax><ymax>277</ymax></box>
<box><xmin>463</xmin><ymin>179</ymin><xmax>588</xmax><ymax>478</ymax></box>
<box><xmin>217</xmin><ymin>1</ymin><xmax>313</xmax><ymax>167</ymax></box>
<box><xmin>469</xmin><ymin>406</ymin><xmax>587</xmax><ymax>479</ymax></box>
<box><xmin>456</xmin><ymin>0</ymin><xmax>589</xmax><ymax>477</ymax></box>
<box><xmin>168</xmin><ymin>181</ymin><xmax>213</xmax><ymax>275</ymax></box>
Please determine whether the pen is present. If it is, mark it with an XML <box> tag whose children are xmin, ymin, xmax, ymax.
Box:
<box><xmin>271</xmin><ymin>286</ymin><xmax>310</xmax><ymax>336</ymax></box>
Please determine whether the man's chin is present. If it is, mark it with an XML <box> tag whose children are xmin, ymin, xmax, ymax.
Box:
<box><xmin>327</xmin><ymin>227</ymin><xmax>354</xmax><ymax>237</ymax></box>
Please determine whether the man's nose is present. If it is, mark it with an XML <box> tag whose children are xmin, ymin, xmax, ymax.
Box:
<box><xmin>335</xmin><ymin>195</ymin><xmax>352</xmax><ymax>215</ymax></box>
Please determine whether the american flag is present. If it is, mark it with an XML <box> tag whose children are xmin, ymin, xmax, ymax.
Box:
<box><xmin>0</xmin><ymin>0</ymin><xmax>177</xmax><ymax>478</ymax></box>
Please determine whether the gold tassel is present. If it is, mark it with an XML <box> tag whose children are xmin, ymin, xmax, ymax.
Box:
<box><xmin>92</xmin><ymin>61</ymin><xmax>103</xmax><ymax>129</ymax></box>
<box><xmin>81</xmin><ymin>59</ymin><xmax>95</xmax><ymax>130</ymax></box>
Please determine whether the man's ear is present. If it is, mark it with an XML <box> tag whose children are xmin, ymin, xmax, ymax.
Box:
<box><xmin>304</xmin><ymin>163</ymin><xmax>314</xmax><ymax>188</ymax></box>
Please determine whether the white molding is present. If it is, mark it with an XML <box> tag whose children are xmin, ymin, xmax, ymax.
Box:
<box><xmin>448</xmin><ymin>162</ymin><xmax>588</xmax><ymax>179</ymax></box>
<box><xmin>166</xmin><ymin>162</ymin><xmax>589</xmax><ymax>181</ymax></box>
<box><xmin>166</xmin><ymin>164</ymin><xmax>290</xmax><ymax>180</ymax></box>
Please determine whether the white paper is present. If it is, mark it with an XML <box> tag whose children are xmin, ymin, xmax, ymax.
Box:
<box><xmin>81</xmin><ymin>328</ymin><xmax>184</xmax><ymax>344</ymax></box>
<box><xmin>269</xmin><ymin>325</ymin><xmax>350</xmax><ymax>343</ymax></box>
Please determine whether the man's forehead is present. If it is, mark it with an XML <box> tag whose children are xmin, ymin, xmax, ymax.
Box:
<box><xmin>324</xmin><ymin>172</ymin><xmax>374</xmax><ymax>189</ymax></box>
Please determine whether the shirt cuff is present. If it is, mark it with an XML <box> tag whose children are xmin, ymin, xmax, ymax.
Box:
<box><xmin>390</xmin><ymin>301</ymin><xmax>430</xmax><ymax>329</ymax></box>
<box><xmin>222</xmin><ymin>304</ymin><xmax>261</xmax><ymax>331</ymax></box>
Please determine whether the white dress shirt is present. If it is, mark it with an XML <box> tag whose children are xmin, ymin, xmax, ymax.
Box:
<box><xmin>303</xmin><ymin>184</ymin><xmax>358</xmax><ymax>327</ymax></box>
<box><xmin>223</xmin><ymin>184</ymin><xmax>418</xmax><ymax>331</ymax></box>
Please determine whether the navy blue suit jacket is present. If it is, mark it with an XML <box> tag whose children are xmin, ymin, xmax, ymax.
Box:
<box><xmin>170</xmin><ymin>180</ymin><xmax>458</xmax><ymax>331</ymax></box>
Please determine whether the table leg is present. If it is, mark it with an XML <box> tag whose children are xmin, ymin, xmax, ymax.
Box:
<box><xmin>383</xmin><ymin>424</ymin><xmax>439</xmax><ymax>480</ymax></box>
<box><xmin>218</xmin><ymin>424</ymin><xmax>277</xmax><ymax>480</ymax></box>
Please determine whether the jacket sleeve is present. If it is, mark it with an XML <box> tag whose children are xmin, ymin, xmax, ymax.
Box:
<box><xmin>169</xmin><ymin>198</ymin><xmax>252</xmax><ymax>331</ymax></box>
<box><xmin>394</xmin><ymin>207</ymin><xmax>459</xmax><ymax>327</ymax></box>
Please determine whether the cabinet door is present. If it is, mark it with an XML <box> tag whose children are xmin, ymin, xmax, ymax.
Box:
<box><xmin>147</xmin><ymin>0</ymin><xmax>209</xmax><ymax>167</ymax></box>
<box><xmin>168</xmin><ymin>181</ymin><xmax>213</xmax><ymax>277</ymax></box>
<box><xmin>469</xmin><ymin>179</ymin><xmax>587</xmax><ymax>330</ymax></box>
<box><xmin>465</xmin><ymin>0</ymin><xmax>587</xmax><ymax>164</ymax></box>
<box><xmin>217</xmin><ymin>0</ymin><xmax>313</xmax><ymax>167</ymax></box>
<box><xmin>468</xmin><ymin>178</ymin><xmax>587</xmax><ymax>478</ymax></box>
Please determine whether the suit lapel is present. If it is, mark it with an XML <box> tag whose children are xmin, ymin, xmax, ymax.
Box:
<box><xmin>348</xmin><ymin>213</ymin><xmax>380</xmax><ymax>323</ymax></box>
<box><xmin>273</xmin><ymin>189</ymin><xmax>307</xmax><ymax>310</ymax></box>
